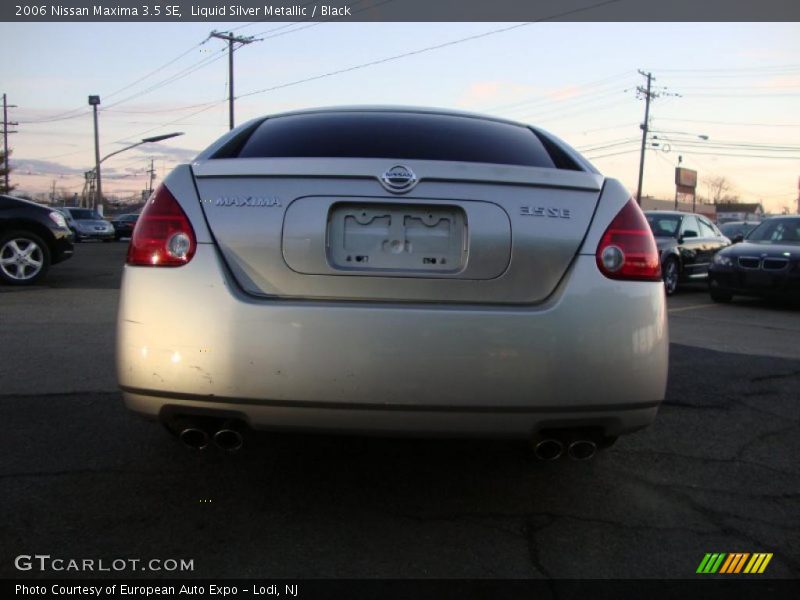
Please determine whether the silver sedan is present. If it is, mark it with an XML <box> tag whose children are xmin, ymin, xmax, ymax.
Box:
<box><xmin>116</xmin><ymin>107</ymin><xmax>668</xmax><ymax>459</ymax></box>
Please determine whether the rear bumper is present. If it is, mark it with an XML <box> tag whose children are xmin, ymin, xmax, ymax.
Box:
<box><xmin>117</xmin><ymin>245</ymin><xmax>668</xmax><ymax>438</ymax></box>
<box><xmin>74</xmin><ymin>229</ymin><xmax>115</xmax><ymax>241</ymax></box>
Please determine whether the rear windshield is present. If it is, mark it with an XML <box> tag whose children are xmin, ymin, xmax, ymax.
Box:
<box><xmin>233</xmin><ymin>112</ymin><xmax>557</xmax><ymax>168</ymax></box>
<box><xmin>646</xmin><ymin>214</ymin><xmax>681</xmax><ymax>237</ymax></box>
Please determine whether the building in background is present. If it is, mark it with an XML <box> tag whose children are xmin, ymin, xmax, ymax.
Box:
<box><xmin>715</xmin><ymin>202</ymin><xmax>764</xmax><ymax>224</ymax></box>
<box><xmin>641</xmin><ymin>197</ymin><xmax>716</xmax><ymax>221</ymax></box>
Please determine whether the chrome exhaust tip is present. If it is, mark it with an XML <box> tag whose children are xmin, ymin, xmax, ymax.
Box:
<box><xmin>533</xmin><ymin>439</ymin><xmax>564</xmax><ymax>460</ymax></box>
<box><xmin>179</xmin><ymin>427</ymin><xmax>210</xmax><ymax>450</ymax></box>
<box><xmin>213</xmin><ymin>427</ymin><xmax>244</xmax><ymax>452</ymax></box>
<box><xmin>567</xmin><ymin>440</ymin><xmax>597</xmax><ymax>461</ymax></box>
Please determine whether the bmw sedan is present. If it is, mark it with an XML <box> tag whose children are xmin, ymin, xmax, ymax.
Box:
<box><xmin>708</xmin><ymin>215</ymin><xmax>800</xmax><ymax>303</ymax></box>
<box><xmin>0</xmin><ymin>194</ymin><xmax>74</xmax><ymax>285</ymax></box>
<box><xmin>645</xmin><ymin>211</ymin><xmax>730</xmax><ymax>295</ymax></box>
<box><xmin>117</xmin><ymin>107</ymin><xmax>669</xmax><ymax>459</ymax></box>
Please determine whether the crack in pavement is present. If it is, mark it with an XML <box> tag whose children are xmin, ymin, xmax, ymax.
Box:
<box><xmin>618</xmin><ymin>469</ymin><xmax>800</xmax><ymax>575</ymax></box>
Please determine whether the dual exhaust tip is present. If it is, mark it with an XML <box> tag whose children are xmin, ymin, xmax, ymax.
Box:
<box><xmin>174</xmin><ymin>419</ymin><xmax>599</xmax><ymax>459</ymax></box>
<box><xmin>533</xmin><ymin>437</ymin><xmax>598</xmax><ymax>461</ymax></box>
<box><xmin>174</xmin><ymin>419</ymin><xmax>244</xmax><ymax>452</ymax></box>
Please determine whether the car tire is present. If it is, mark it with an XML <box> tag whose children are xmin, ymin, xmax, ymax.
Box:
<box><xmin>710</xmin><ymin>288</ymin><xmax>733</xmax><ymax>303</ymax></box>
<box><xmin>0</xmin><ymin>230</ymin><xmax>52</xmax><ymax>285</ymax></box>
<box><xmin>662</xmin><ymin>257</ymin><xmax>679</xmax><ymax>296</ymax></box>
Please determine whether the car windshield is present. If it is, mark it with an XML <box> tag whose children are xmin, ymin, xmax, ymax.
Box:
<box><xmin>69</xmin><ymin>209</ymin><xmax>101</xmax><ymax>220</ymax></box>
<box><xmin>745</xmin><ymin>218</ymin><xmax>800</xmax><ymax>244</ymax></box>
<box><xmin>719</xmin><ymin>222</ymin><xmax>757</xmax><ymax>237</ymax></box>
<box><xmin>646</xmin><ymin>214</ymin><xmax>681</xmax><ymax>237</ymax></box>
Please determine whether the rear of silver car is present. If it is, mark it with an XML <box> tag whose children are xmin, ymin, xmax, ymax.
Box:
<box><xmin>117</xmin><ymin>108</ymin><xmax>668</xmax><ymax>455</ymax></box>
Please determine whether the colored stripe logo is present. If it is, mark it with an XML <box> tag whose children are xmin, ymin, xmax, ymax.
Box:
<box><xmin>696</xmin><ymin>553</ymin><xmax>773</xmax><ymax>574</ymax></box>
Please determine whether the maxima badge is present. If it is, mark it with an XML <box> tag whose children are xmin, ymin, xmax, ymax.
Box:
<box><xmin>380</xmin><ymin>165</ymin><xmax>418</xmax><ymax>194</ymax></box>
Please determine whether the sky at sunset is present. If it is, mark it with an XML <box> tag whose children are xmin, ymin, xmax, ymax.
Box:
<box><xmin>1</xmin><ymin>21</ymin><xmax>799</xmax><ymax>212</ymax></box>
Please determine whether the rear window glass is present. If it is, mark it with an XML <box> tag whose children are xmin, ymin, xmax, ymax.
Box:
<box><xmin>646</xmin><ymin>214</ymin><xmax>681</xmax><ymax>237</ymax></box>
<box><xmin>234</xmin><ymin>112</ymin><xmax>557</xmax><ymax>168</ymax></box>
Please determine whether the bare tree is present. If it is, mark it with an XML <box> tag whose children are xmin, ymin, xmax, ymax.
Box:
<box><xmin>703</xmin><ymin>175</ymin><xmax>739</xmax><ymax>204</ymax></box>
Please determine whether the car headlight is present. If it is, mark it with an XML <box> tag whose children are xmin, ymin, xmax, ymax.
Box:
<box><xmin>48</xmin><ymin>211</ymin><xmax>68</xmax><ymax>229</ymax></box>
<box><xmin>713</xmin><ymin>254</ymin><xmax>733</xmax><ymax>267</ymax></box>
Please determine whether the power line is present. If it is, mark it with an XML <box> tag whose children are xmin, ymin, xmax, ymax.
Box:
<box><xmin>236</xmin><ymin>0</ymin><xmax>625</xmax><ymax>101</ymax></box>
<box><xmin>511</xmin><ymin>87</ymin><xmax>633</xmax><ymax>121</ymax></box>
<box><xmin>647</xmin><ymin>63</ymin><xmax>800</xmax><ymax>74</ymax></box>
<box><xmin>584</xmin><ymin>148</ymin><xmax>640</xmax><ymax>160</ymax></box>
<box><xmin>655</xmin><ymin>117</ymin><xmax>800</xmax><ymax>128</ymax></box>
<box><xmin>661</xmin><ymin>149</ymin><xmax>800</xmax><ymax>160</ymax></box>
<box><xmin>575</xmin><ymin>137</ymin><xmax>640</xmax><ymax>152</ymax></box>
<box><xmin>19</xmin><ymin>39</ymin><xmax>216</xmax><ymax>124</ymax></box>
<box><xmin>482</xmin><ymin>71</ymin><xmax>635</xmax><ymax>114</ymax></box>
<box><xmin>104</xmin><ymin>39</ymin><xmax>212</xmax><ymax>100</ymax></box>
<box><xmin>102</xmin><ymin>48</ymin><xmax>228</xmax><ymax>110</ymax></box>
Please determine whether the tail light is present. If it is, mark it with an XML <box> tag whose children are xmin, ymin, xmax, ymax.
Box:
<box><xmin>596</xmin><ymin>198</ymin><xmax>661</xmax><ymax>281</ymax></box>
<box><xmin>127</xmin><ymin>184</ymin><xmax>196</xmax><ymax>266</ymax></box>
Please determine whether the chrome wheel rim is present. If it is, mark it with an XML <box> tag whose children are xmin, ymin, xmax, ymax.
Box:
<box><xmin>664</xmin><ymin>261</ymin><xmax>678</xmax><ymax>294</ymax></box>
<box><xmin>0</xmin><ymin>238</ymin><xmax>44</xmax><ymax>281</ymax></box>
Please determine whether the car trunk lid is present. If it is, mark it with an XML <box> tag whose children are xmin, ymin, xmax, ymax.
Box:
<box><xmin>192</xmin><ymin>157</ymin><xmax>602</xmax><ymax>304</ymax></box>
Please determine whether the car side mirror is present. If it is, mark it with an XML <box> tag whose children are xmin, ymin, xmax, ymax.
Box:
<box><xmin>732</xmin><ymin>233</ymin><xmax>744</xmax><ymax>244</ymax></box>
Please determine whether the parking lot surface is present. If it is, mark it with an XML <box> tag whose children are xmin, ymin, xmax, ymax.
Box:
<box><xmin>1</xmin><ymin>244</ymin><xmax>798</xmax><ymax>578</ymax></box>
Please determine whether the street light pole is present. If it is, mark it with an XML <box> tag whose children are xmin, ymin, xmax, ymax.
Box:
<box><xmin>87</xmin><ymin>132</ymin><xmax>183</xmax><ymax>208</ymax></box>
<box><xmin>88</xmin><ymin>95</ymin><xmax>101</xmax><ymax>211</ymax></box>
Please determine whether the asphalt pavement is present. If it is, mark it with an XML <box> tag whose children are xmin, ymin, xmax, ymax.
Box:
<box><xmin>0</xmin><ymin>244</ymin><xmax>798</xmax><ymax>579</ymax></box>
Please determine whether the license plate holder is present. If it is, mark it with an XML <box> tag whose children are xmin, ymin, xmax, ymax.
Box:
<box><xmin>327</xmin><ymin>203</ymin><xmax>466</xmax><ymax>273</ymax></box>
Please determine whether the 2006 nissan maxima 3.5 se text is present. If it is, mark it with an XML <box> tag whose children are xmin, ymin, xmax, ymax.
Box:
<box><xmin>116</xmin><ymin>107</ymin><xmax>668</xmax><ymax>459</ymax></box>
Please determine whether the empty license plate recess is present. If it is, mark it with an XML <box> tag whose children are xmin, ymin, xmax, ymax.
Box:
<box><xmin>328</xmin><ymin>203</ymin><xmax>466</xmax><ymax>273</ymax></box>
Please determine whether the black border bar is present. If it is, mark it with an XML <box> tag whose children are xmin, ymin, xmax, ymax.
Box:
<box><xmin>6</xmin><ymin>579</ymin><xmax>800</xmax><ymax>600</ymax></box>
<box><xmin>3</xmin><ymin>0</ymin><xmax>800</xmax><ymax>22</ymax></box>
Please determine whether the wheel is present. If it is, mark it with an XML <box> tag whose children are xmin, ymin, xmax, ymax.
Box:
<box><xmin>0</xmin><ymin>231</ymin><xmax>51</xmax><ymax>285</ymax></box>
<box><xmin>662</xmin><ymin>257</ymin><xmax>679</xmax><ymax>296</ymax></box>
<box><xmin>710</xmin><ymin>288</ymin><xmax>733</xmax><ymax>303</ymax></box>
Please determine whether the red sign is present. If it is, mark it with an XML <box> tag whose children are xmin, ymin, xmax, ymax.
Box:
<box><xmin>675</xmin><ymin>168</ymin><xmax>698</xmax><ymax>189</ymax></box>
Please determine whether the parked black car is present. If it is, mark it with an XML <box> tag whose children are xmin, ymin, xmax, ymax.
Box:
<box><xmin>708</xmin><ymin>216</ymin><xmax>800</xmax><ymax>303</ymax></box>
<box><xmin>0</xmin><ymin>194</ymin><xmax>74</xmax><ymax>285</ymax></box>
<box><xmin>109</xmin><ymin>213</ymin><xmax>139</xmax><ymax>240</ymax></box>
<box><xmin>645</xmin><ymin>210</ymin><xmax>731</xmax><ymax>295</ymax></box>
<box><xmin>719</xmin><ymin>220</ymin><xmax>760</xmax><ymax>244</ymax></box>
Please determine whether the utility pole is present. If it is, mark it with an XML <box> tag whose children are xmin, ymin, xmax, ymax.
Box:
<box><xmin>210</xmin><ymin>31</ymin><xmax>259</xmax><ymax>130</ymax></box>
<box><xmin>2</xmin><ymin>93</ymin><xmax>19</xmax><ymax>193</ymax></box>
<box><xmin>88</xmin><ymin>95</ymin><xmax>102</xmax><ymax>211</ymax></box>
<box><xmin>635</xmin><ymin>71</ymin><xmax>653</xmax><ymax>206</ymax></box>
<box><xmin>146</xmin><ymin>158</ymin><xmax>156</xmax><ymax>196</ymax></box>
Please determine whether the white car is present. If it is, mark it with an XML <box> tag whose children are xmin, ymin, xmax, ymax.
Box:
<box><xmin>117</xmin><ymin>107</ymin><xmax>668</xmax><ymax>459</ymax></box>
